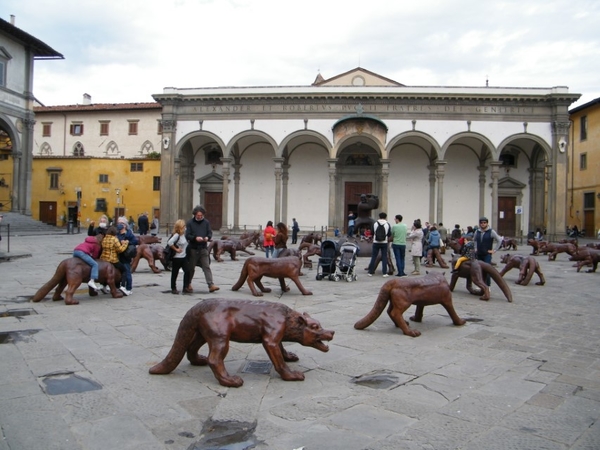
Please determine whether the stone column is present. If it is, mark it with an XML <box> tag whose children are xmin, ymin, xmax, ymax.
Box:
<box><xmin>22</xmin><ymin>117</ymin><xmax>36</xmax><ymax>216</ymax></box>
<box><xmin>220</xmin><ymin>158</ymin><xmax>231</xmax><ymax>233</ymax></box>
<box><xmin>490</xmin><ymin>162</ymin><xmax>501</xmax><ymax>225</ymax></box>
<box><xmin>233</xmin><ymin>162</ymin><xmax>242</xmax><ymax>231</ymax></box>
<box><xmin>273</xmin><ymin>158</ymin><xmax>284</xmax><ymax>223</ymax></box>
<box><xmin>327</xmin><ymin>159</ymin><xmax>338</xmax><ymax>231</ymax></box>
<box><xmin>549</xmin><ymin>120</ymin><xmax>570</xmax><ymax>241</ymax></box>
<box><xmin>282</xmin><ymin>163</ymin><xmax>290</xmax><ymax>225</ymax></box>
<box><xmin>159</xmin><ymin>119</ymin><xmax>176</xmax><ymax>226</ymax></box>
<box><xmin>478</xmin><ymin>165</ymin><xmax>487</xmax><ymax>218</ymax></box>
<box><xmin>380</xmin><ymin>160</ymin><xmax>390</xmax><ymax>214</ymax></box>
<box><xmin>427</xmin><ymin>164</ymin><xmax>436</xmax><ymax>222</ymax></box>
<box><xmin>435</xmin><ymin>160</ymin><xmax>447</xmax><ymax>224</ymax></box>
<box><xmin>10</xmin><ymin>149</ymin><xmax>21</xmax><ymax>213</ymax></box>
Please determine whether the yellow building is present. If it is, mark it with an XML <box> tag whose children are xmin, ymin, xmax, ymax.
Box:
<box><xmin>31</xmin><ymin>156</ymin><xmax>161</xmax><ymax>228</ymax></box>
<box><xmin>32</xmin><ymin>100</ymin><xmax>163</xmax><ymax>228</ymax></box>
<box><xmin>568</xmin><ymin>97</ymin><xmax>600</xmax><ymax>238</ymax></box>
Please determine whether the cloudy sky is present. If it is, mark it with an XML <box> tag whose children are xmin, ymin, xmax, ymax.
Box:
<box><xmin>4</xmin><ymin>0</ymin><xmax>599</xmax><ymax>109</ymax></box>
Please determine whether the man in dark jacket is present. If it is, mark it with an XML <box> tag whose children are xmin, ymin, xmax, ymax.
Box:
<box><xmin>185</xmin><ymin>205</ymin><xmax>219</xmax><ymax>293</ymax></box>
<box><xmin>137</xmin><ymin>212</ymin><xmax>149</xmax><ymax>235</ymax></box>
<box><xmin>474</xmin><ymin>217</ymin><xmax>502</xmax><ymax>286</ymax></box>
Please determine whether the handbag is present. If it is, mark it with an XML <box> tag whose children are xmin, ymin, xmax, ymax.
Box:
<box><xmin>150</xmin><ymin>222</ymin><xmax>156</xmax><ymax>229</ymax></box>
<box><xmin>122</xmin><ymin>243</ymin><xmax>137</xmax><ymax>261</ymax></box>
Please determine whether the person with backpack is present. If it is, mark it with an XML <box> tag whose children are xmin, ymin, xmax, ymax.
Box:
<box><xmin>367</xmin><ymin>212</ymin><xmax>391</xmax><ymax>277</ymax></box>
<box><xmin>474</xmin><ymin>217</ymin><xmax>502</xmax><ymax>287</ymax></box>
<box><xmin>166</xmin><ymin>219</ymin><xmax>190</xmax><ymax>294</ymax></box>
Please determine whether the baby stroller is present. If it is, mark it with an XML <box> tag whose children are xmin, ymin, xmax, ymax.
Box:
<box><xmin>332</xmin><ymin>242</ymin><xmax>359</xmax><ymax>282</ymax></box>
<box><xmin>316</xmin><ymin>239</ymin><xmax>340</xmax><ymax>281</ymax></box>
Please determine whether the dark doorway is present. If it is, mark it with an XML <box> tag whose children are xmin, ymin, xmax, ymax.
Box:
<box><xmin>345</xmin><ymin>182</ymin><xmax>372</xmax><ymax>233</ymax></box>
<box><xmin>39</xmin><ymin>201</ymin><xmax>57</xmax><ymax>225</ymax></box>
<box><xmin>498</xmin><ymin>196</ymin><xmax>516</xmax><ymax>236</ymax></box>
<box><xmin>204</xmin><ymin>192</ymin><xmax>222</xmax><ymax>230</ymax></box>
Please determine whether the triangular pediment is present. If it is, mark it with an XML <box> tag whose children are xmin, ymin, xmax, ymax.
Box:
<box><xmin>196</xmin><ymin>172</ymin><xmax>223</xmax><ymax>184</ymax></box>
<box><xmin>498</xmin><ymin>176</ymin><xmax>526</xmax><ymax>190</ymax></box>
<box><xmin>313</xmin><ymin>67</ymin><xmax>404</xmax><ymax>87</ymax></box>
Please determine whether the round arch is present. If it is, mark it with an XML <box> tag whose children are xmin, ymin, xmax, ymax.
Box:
<box><xmin>226</xmin><ymin>130</ymin><xmax>279</xmax><ymax>158</ymax></box>
<box><xmin>497</xmin><ymin>133</ymin><xmax>552</xmax><ymax>163</ymax></box>
<box><xmin>279</xmin><ymin>129</ymin><xmax>332</xmax><ymax>158</ymax></box>
<box><xmin>175</xmin><ymin>130</ymin><xmax>226</xmax><ymax>160</ymax></box>
<box><xmin>333</xmin><ymin>133</ymin><xmax>385</xmax><ymax>159</ymax></box>
<box><xmin>387</xmin><ymin>130</ymin><xmax>442</xmax><ymax>159</ymax></box>
<box><xmin>441</xmin><ymin>131</ymin><xmax>497</xmax><ymax>160</ymax></box>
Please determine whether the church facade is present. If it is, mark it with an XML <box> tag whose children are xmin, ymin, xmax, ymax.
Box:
<box><xmin>153</xmin><ymin>68</ymin><xmax>580</xmax><ymax>239</ymax></box>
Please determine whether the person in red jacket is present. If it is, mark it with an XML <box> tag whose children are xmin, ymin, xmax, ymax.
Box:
<box><xmin>263</xmin><ymin>221</ymin><xmax>276</xmax><ymax>258</ymax></box>
<box><xmin>73</xmin><ymin>235</ymin><xmax>103</xmax><ymax>291</ymax></box>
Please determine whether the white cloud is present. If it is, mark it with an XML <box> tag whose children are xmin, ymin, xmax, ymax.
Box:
<box><xmin>4</xmin><ymin>0</ymin><xmax>599</xmax><ymax>108</ymax></box>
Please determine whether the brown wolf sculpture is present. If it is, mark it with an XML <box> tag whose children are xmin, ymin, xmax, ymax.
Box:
<box><xmin>149</xmin><ymin>299</ymin><xmax>334</xmax><ymax>387</ymax></box>
<box><xmin>354</xmin><ymin>272</ymin><xmax>465</xmax><ymax>337</ymax></box>
<box><xmin>499</xmin><ymin>253</ymin><xmax>545</xmax><ymax>286</ymax></box>
<box><xmin>131</xmin><ymin>243</ymin><xmax>164</xmax><ymax>273</ymax></box>
<box><xmin>32</xmin><ymin>258</ymin><xmax>123</xmax><ymax>305</ymax></box>
<box><xmin>449</xmin><ymin>258</ymin><xmax>513</xmax><ymax>302</ymax></box>
<box><xmin>232</xmin><ymin>256</ymin><xmax>312</xmax><ymax>297</ymax></box>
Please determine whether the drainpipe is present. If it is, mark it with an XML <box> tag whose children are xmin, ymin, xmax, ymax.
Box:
<box><xmin>569</xmin><ymin>119</ymin><xmax>574</xmax><ymax>220</ymax></box>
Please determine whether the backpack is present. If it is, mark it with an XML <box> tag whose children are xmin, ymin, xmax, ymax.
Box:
<box><xmin>375</xmin><ymin>222</ymin><xmax>388</xmax><ymax>242</ymax></box>
<box><xmin>164</xmin><ymin>234</ymin><xmax>180</xmax><ymax>263</ymax></box>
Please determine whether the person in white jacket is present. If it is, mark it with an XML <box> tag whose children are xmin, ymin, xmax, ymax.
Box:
<box><xmin>407</xmin><ymin>219</ymin><xmax>424</xmax><ymax>275</ymax></box>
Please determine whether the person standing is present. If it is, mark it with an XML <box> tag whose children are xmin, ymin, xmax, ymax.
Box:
<box><xmin>263</xmin><ymin>220</ymin><xmax>276</xmax><ymax>258</ymax></box>
<box><xmin>116</xmin><ymin>217</ymin><xmax>138</xmax><ymax>296</ymax></box>
<box><xmin>150</xmin><ymin>214</ymin><xmax>159</xmax><ymax>236</ymax></box>
<box><xmin>185</xmin><ymin>205</ymin><xmax>219</xmax><ymax>293</ymax></box>
<box><xmin>88</xmin><ymin>214</ymin><xmax>109</xmax><ymax>237</ymax></box>
<box><xmin>391</xmin><ymin>214</ymin><xmax>408</xmax><ymax>277</ymax></box>
<box><xmin>367</xmin><ymin>212</ymin><xmax>391</xmax><ymax>277</ymax></box>
<box><xmin>291</xmin><ymin>218</ymin><xmax>300</xmax><ymax>244</ymax></box>
<box><xmin>407</xmin><ymin>219</ymin><xmax>424</xmax><ymax>275</ymax></box>
<box><xmin>347</xmin><ymin>211</ymin><xmax>356</xmax><ymax>237</ymax></box>
<box><xmin>273</xmin><ymin>222</ymin><xmax>288</xmax><ymax>258</ymax></box>
<box><xmin>138</xmin><ymin>212</ymin><xmax>149</xmax><ymax>235</ymax></box>
<box><xmin>167</xmin><ymin>219</ymin><xmax>190</xmax><ymax>294</ymax></box>
<box><xmin>438</xmin><ymin>222</ymin><xmax>448</xmax><ymax>245</ymax></box>
<box><xmin>451</xmin><ymin>224</ymin><xmax>462</xmax><ymax>241</ymax></box>
<box><xmin>474</xmin><ymin>217</ymin><xmax>502</xmax><ymax>287</ymax></box>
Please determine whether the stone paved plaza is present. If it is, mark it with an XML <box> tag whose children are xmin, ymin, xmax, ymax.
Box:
<box><xmin>1</xmin><ymin>233</ymin><xmax>599</xmax><ymax>449</ymax></box>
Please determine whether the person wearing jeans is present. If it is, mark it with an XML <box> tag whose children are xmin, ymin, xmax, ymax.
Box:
<box><xmin>391</xmin><ymin>214</ymin><xmax>407</xmax><ymax>277</ymax></box>
<box><xmin>73</xmin><ymin>235</ymin><xmax>103</xmax><ymax>290</ymax></box>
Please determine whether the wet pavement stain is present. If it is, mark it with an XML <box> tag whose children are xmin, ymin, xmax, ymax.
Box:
<box><xmin>190</xmin><ymin>420</ymin><xmax>259</xmax><ymax>450</ymax></box>
<box><xmin>41</xmin><ymin>373</ymin><xmax>102</xmax><ymax>395</ymax></box>
<box><xmin>0</xmin><ymin>329</ymin><xmax>40</xmax><ymax>344</ymax></box>
<box><xmin>353</xmin><ymin>371</ymin><xmax>400</xmax><ymax>389</ymax></box>
<box><xmin>241</xmin><ymin>360</ymin><xmax>272</xmax><ymax>375</ymax></box>
<box><xmin>0</xmin><ymin>308</ymin><xmax>37</xmax><ymax>318</ymax></box>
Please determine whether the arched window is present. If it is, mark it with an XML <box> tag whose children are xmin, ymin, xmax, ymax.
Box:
<box><xmin>40</xmin><ymin>142</ymin><xmax>52</xmax><ymax>155</ymax></box>
<box><xmin>105</xmin><ymin>141</ymin><xmax>119</xmax><ymax>156</ymax></box>
<box><xmin>140</xmin><ymin>140</ymin><xmax>153</xmax><ymax>155</ymax></box>
<box><xmin>73</xmin><ymin>142</ymin><xmax>85</xmax><ymax>156</ymax></box>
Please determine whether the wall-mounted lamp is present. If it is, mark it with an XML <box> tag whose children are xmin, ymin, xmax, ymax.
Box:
<box><xmin>558</xmin><ymin>137</ymin><xmax>567</xmax><ymax>153</ymax></box>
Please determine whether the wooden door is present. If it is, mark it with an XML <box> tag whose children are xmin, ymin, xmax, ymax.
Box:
<box><xmin>39</xmin><ymin>201</ymin><xmax>57</xmax><ymax>225</ymax></box>
<box><xmin>204</xmin><ymin>192</ymin><xmax>222</xmax><ymax>230</ymax></box>
<box><xmin>584</xmin><ymin>210</ymin><xmax>594</xmax><ymax>238</ymax></box>
<box><xmin>345</xmin><ymin>182</ymin><xmax>372</xmax><ymax>231</ymax></box>
<box><xmin>497</xmin><ymin>196</ymin><xmax>516</xmax><ymax>237</ymax></box>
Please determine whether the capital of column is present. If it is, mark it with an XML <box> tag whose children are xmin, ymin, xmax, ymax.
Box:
<box><xmin>161</xmin><ymin>120</ymin><xmax>177</xmax><ymax>133</ymax></box>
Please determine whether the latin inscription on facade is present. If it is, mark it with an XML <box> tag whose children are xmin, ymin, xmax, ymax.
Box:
<box><xmin>188</xmin><ymin>103</ymin><xmax>535</xmax><ymax>115</ymax></box>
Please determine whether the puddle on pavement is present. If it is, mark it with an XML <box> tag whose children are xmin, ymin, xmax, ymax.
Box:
<box><xmin>241</xmin><ymin>360</ymin><xmax>272</xmax><ymax>375</ymax></box>
<box><xmin>353</xmin><ymin>371</ymin><xmax>399</xmax><ymax>389</ymax></box>
<box><xmin>189</xmin><ymin>419</ymin><xmax>259</xmax><ymax>450</ymax></box>
<box><xmin>0</xmin><ymin>308</ymin><xmax>37</xmax><ymax>318</ymax></box>
<box><xmin>0</xmin><ymin>329</ymin><xmax>39</xmax><ymax>344</ymax></box>
<box><xmin>41</xmin><ymin>373</ymin><xmax>102</xmax><ymax>395</ymax></box>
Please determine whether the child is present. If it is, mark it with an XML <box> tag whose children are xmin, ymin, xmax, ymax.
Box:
<box><xmin>73</xmin><ymin>235</ymin><xmax>103</xmax><ymax>290</ymax></box>
<box><xmin>452</xmin><ymin>236</ymin><xmax>476</xmax><ymax>272</ymax></box>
